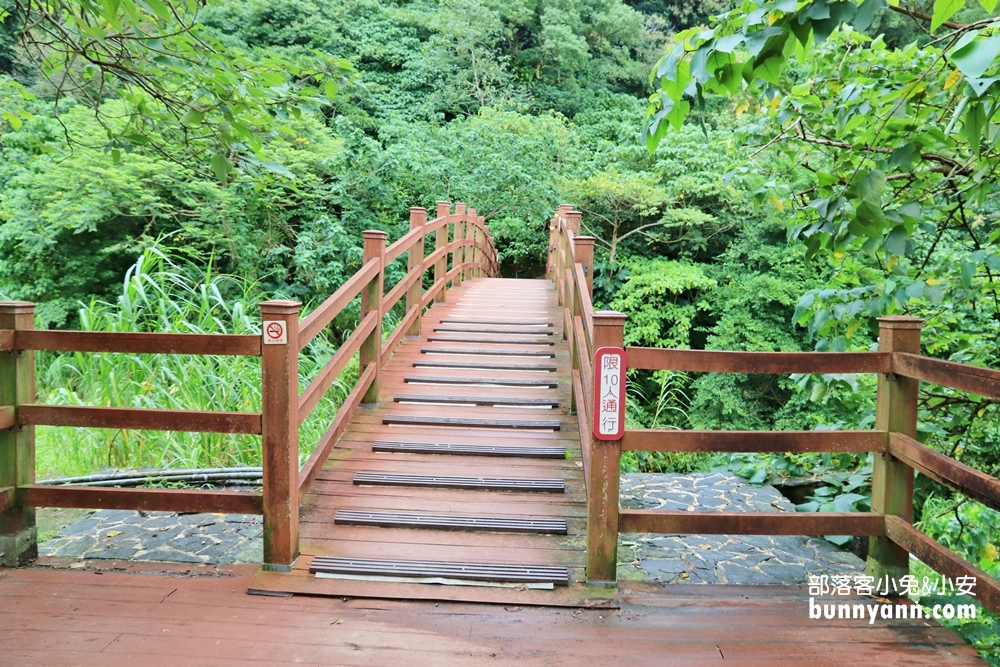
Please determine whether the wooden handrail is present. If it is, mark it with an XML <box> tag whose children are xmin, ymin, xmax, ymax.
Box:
<box><xmin>384</xmin><ymin>226</ymin><xmax>424</xmax><ymax>264</ymax></box>
<box><xmin>893</xmin><ymin>352</ymin><xmax>1000</xmax><ymax>400</ymax></box>
<box><xmin>381</xmin><ymin>305</ymin><xmax>420</xmax><ymax>366</ymax></box>
<box><xmin>889</xmin><ymin>433</ymin><xmax>1000</xmax><ymax>513</ymax></box>
<box><xmin>621</xmin><ymin>429</ymin><xmax>889</xmax><ymax>453</ymax></box>
<box><xmin>383</xmin><ymin>265</ymin><xmax>422</xmax><ymax>314</ymax></box>
<box><xmin>625</xmin><ymin>348</ymin><xmax>892</xmax><ymax>374</ymax></box>
<box><xmin>13</xmin><ymin>330</ymin><xmax>261</xmax><ymax>356</ymax></box>
<box><xmin>18</xmin><ymin>404</ymin><xmax>262</xmax><ymax>434</ymax></box>
<box><xmin>297</xmin><ymin>310</ymin><xmax>378</xmax><ymax>425</ymax></box>
<box><xmin>298</xmin><ymin>260</ymin><xmax>379</xmax><ymax>351</ymax></box>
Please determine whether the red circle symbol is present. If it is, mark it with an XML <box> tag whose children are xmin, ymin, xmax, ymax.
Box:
<box><xmin>266</xmin><ymin>322</ymin><xmax>284</xmax><ymax>340</ymax></box>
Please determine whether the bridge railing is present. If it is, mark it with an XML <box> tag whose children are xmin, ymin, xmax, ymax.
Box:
<box><xmin>0</xmin><ymin>200</ymin><xmax>498</xmax><ymax>569</ymax></box>
<box><xmin>548</xmin><ymin>205</ymin><xmax>1000</xmax><ymax>613</ymax></box>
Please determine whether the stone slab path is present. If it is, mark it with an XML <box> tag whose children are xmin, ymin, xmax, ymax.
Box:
<box><xmin>618</xmin><ymin>472</ymin><xmax>864</xmax><ymax>584</ymax></box>
<box><xmin>38</xmin><ymin>472</ymin><xmax>864</xmax><ymax>582</ymax></box>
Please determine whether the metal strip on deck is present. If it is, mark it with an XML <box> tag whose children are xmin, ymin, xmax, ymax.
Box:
<box><xmin>383</xmin><ymin>414</ymin><xmax>561</xmax><ymax>430</ymax></box>
<box><xmin>413</xmin><ymin>360</ymin><xmax>558</xmax><ymax>372</ymax></box>
<box><xmin>420</xmin><ymin>347</ymin><xmax>554</xmax><ymax>357</ymax></box>
<box><xmin>372</xmin><ymin>440</ymin><xmax>566</xmax><ymax>458</ymax></box>
<box><xmin>309</xmin><ymin>556</ymin><xmax>570</xmax><ymax>585</ymax></box>
<box><xmin>405</xmin><ymin>374</ymin><xmax>558</xmax><ymax>388</ymax></box>
<box><xmin>334</xmin><ymin>509</ymin><xmax>568</xmax><ymax>534</ymax></box>
<box><xmin>440</xmin><ymin>320</ymin><xmax>553</xmax><ymax>326</ymax></box>
<box><xmin>352</xmin><ymin>471</ymin><xmax>565</xmax><ymax>492</ymax></box>
<box><xmin>393</xmin><ymin>394</ymin><xmax>560</xmax><ymax>407</ymax></box>
<box><xmin>434</xmin><ymin>327</ymin><xmax>554</xmax><ymax>336</ymax></box>
<box><xmin>427</xmin><ymin>336</ymin><xmax>554</xmax><ymax>345</ymax></box>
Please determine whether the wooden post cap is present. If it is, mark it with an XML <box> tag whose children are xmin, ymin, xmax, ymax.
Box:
<box><xmin>877</xmin><ymin>316</ymin><xmax>924</xmax><ymax>329</ymax></box>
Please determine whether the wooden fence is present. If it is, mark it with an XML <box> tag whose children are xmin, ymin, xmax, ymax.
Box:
<box><xmin>547</xmin><ymin>205</ymin><xmax>1000</xmax><ymax>614</ymax></box>
<box><xmin>0</xmin><ymin>201</ymin><xmax>498</xmax><ymax>569</ymax></box>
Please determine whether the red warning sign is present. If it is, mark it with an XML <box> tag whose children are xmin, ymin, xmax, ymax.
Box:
<box><xmin>263</xmin><ymin>320</ymin><xmax>287</xmax><ymax>345</ymax></box>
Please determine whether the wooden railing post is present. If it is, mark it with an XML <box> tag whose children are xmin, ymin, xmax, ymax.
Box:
<box><xmin>575</xmin><ymin>235</ymin><xmax>595</xmax><ymax>299</ymax></box>
<box><xmin>477</xmin><ymin>215</ymin><xmax>487</xmax><ymax>277</ymax></box>
<box><xmin>867</xmin><ymin>316</ymin><xmax>923</xmax><ymax>591</ymax></box>
<box><xmin>453</xmin><ymin>202</ymin><xmax>466</xmax><ymax>288</ymax></box>
<box><xmin>361</xmin><ymin>230</ymin><xmax>387</xmax><ymax>404</ymax></box>
<box><xmin>467</xmin><ymin>207</ymin><xmax>477</xmax><ymax>281</ymax></box>
<box><xmin>0</xmin><ymin>301</ymin><xmax>36</xmax><ymax>566</ymax></box>
<box><xmin>407</xmin><ymin>207</ymin><xmax>426</xmax><ymax>337</ymax></box>
<box><xmin>260</xmin><ymin>299</ymin><xmax>300</xmax><ymax>570</ymax></box>
<box><xmin>435</xmin><ymin>201</ymin><xmax>449</xmax><ymax>303</ymax></box>
<box><xmin>588</xmin><ymin>310</ymin><xmax>626</xmax><ymax>584</ymax></box>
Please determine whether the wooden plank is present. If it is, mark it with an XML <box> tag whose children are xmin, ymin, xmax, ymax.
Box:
<box><xmin>334</xmin><ymin>510</ymin><xmax>568</xmax><ymax>534</ymax></box>
<box><xmin>382</xmin><ymin>415</ymin><xmax>561</xmax><ymax>430</ymax></box>
<box><xmin>435</xmin><ymin>327</ymin><xmax>554</xmax><ymax>335</ymax></box>
<box><xmin>298</xmin><ymin>363</ymin><xmax>376</xmax><ymax>502</ymax></box>
<box><xmin>297</xmin><ymin>310</ymin><xmax>376</xmax><ymax>424</ymax></box>
<box><xmin>885</xmin><ymin>515</ymin><xmax>1000</xmax><ymax>616</ymax></box>
<box><xmin>0</xmin><ymin>405</ymin><xmax>13</xmax><ymax>430</ymax></box>
<box><xmin>621</xmin><ymin>430</ymin><xmax>888</xmax><ymax>453</ymax></box>
<box><xmin>421</xmin><ymin>347</ymin><xmax>554</xmax><ymax>357</ymax></box>
<box><xmin>889</xmin><ymin>432</ymin><xmax>1000</xmax><ymax>512</ymax></box>
<box><xmin>298</xmin><ymin>260</ymin><xmax>378</xmax><ymax>350</ymax></box>
<box><xmin>394</xmin><ymin>394</ymin><xmax>560</xmax><ymax>407</ymax></box>
<box><xmin>383</xmin><ymin>267</ymin><xmax>421</xmax><ymax>313</ymax></box>
<box><xmin>427</xmin><ymin>335</ymin><xmax>554</xmax><ymax>345</ymax></box>
<box><xmin>309</xmin><ymin>556</ymin><xmax>570</xmax><ymax>585</ymax></box>
<box><xmin>413</xmin><ymin>360</ymin><xmax>557</xmax><ymax>372</ymax></box>
<box><xmin>894</xmin><ymin>352</ymin><xmax>1000</xmax><ymax>400</ymax></box>
<box><xmin>380</xmin><ymin>304</ymin><xmax>420</xmax><ymax>366</ymax></box>
<box><xmin>0</xmin><ymin>329</ymin><xmax>12</xmax><ymax>351</ymax></box>
<box><xmin>371</xmin><ymin>440</ymin><xmax>566</xmax><ymax>458</ymax></box>
<box><xmin>353</xmin><ymin>472</ymin><xmax>565</xmax><ymax>492</ymax></box>
<box><xmin>404</xmin><ymin>375</ymin><xmax>558</xmax><ymax>388</ymax></box>
<box><xmin>17</xmin><ymin>404</ymin><xmax>261</xmax><ymax>434</ymax></box>
<box><xmin>15</xmin><ymin>330</ymin><xmax>260</xmax><ymax>356</ymax></box>
<box><xmin>625</xmin><ymin>348</ymin><xmax>892</xmax><ymax>374</ymax></box>
<box><xmin>384</xmin><ymin>226</ymin><xmax>424</xmax><ymax>264</ymax></box>
<box><xmin>618</xmin><ymin>510</ymin><xmax>884</xmax><ymax>535</ymax></box>
<box><xmin>20</xmin><ymin>484</ymin><xmax>262</xmax><ymax>514</ymax></box>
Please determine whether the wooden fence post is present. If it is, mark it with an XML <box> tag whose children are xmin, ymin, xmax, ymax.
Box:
<box><xmin>0</xmin><ymin>301</ymin><xmax>36</xmax><ymax>566</ymax></box>
<box><xmin>260</xmin><ymin>299</ymin><xmax>300</xmax><ymax>570</ymax></box>
<box><xmin>360</xmin><ymin>230</ymin><xmax>387</xmax><ymax>405</ymax></box>
<box><xmin>588</xmin><ymin>310</ymin><xmax>626</xmax><ymax>584</ymax></box>
<box><xmin>453</xmin><ymin>202</ymin><xmax>466</xmax><ymax>288</ymax></box>
<box><xmin>867</xmin><ymin>316</ymin><xmax>923</xmax><ymax>591</ymax></box>
<box><xmin>477</xmin><ymin>215</ymin><xmax>486</xmax><ymax>277</ymax></box>
<box><xmin>575</xmin><ymin>236</ymin><xmax>595</xmax><ymax>299</ymax></box>
<box><xmin>407</xmin><ymin>207</ymin><xmax>426</xmax><ymax>337</ymax></box>
<box><xmin>467</xmin><ymin>207</ymin><xmax>477</xmax><ymax>281</ymax></box>
<box><xmin>435</xmin><ymin>201</ymin><xmax>449</xmax><ymax>303</ymax></box>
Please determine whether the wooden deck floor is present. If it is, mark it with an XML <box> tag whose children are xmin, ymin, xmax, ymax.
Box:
<box><xmin>252</xmin><ymin>278</ymin><xmax>604</xmax><ymax>605</ymax></box>
<box><xmin>0</xmin><ymin>564</ymin><xmax>986</xmax><ymax>666</ymax></box>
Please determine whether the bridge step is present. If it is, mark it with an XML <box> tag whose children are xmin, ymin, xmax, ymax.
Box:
<box><xmin>440</xmin><ymin>319</ymin><xmax>552</xmax><ymax>327</ymax></box>
<box><xmin>427</xmin><ymin>336</ymin><xmax>554</xmax><ymax>346</ymax></box>
<box><xmin>372</xmin><ymin>440</ymin><xmax>566</xmax><ymax>458</ymax></box>
<box><xmin>352</xmin><ymin>471</ymin><xmax>565</xmax><ymax>492</ymax></box>
<box><xmin>434</xmin><ymin>327</ymin><xmax>554</xmax><ymax>335</ymax></box>
<box><xmin>309</xmin><ymin>556</ymin><xmax>570</xmax><ymax>586</ymax></box>
<box><xmin>421</xmin><ymin>347</ymin><xmax>554</xmax><ymax>357</ymax></box>
<box><xmin>412</xmin><ymin>360</ymin><xmax>557</xmax><ymax>372</ymax></box>
<box><xmin>334</xmin><ymin>509</ymin><xmax>568</xmax><ymax>534</ymax></box>
<box><xmin>404</xmin><ymin>374</ymin><xmax>558</xmax><ymax>388</ymax></box>
<box><xmin>394</xmin><ymin>394</ymin><xmax>559</xmax><ymax>407</ymax></box>
<box><xmin>383</xmin><ymin>414</ymin><xmax>561</xmax><ymax>430</ymax></box>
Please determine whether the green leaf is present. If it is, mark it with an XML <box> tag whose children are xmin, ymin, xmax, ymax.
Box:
<box><xmin>715</xmin><ymin>34</ymin><xmax>744</xmax><ymax>54</ymax></box>
<box><xmin>884</xmin><ymin>225</ymin><xmax>908</xmax><ymax>256</ymax></box>
<box><xmin>260</xmin><ymin>161</ymin><xmax>295</xmax><ymax>178</ymax></box>
<box><xmin>889</xmin><ymin>142</ymin><xmax>919</xmax><ymax>168</ymax></box>
<box><xmin>949</xmin><ymin>34</ymin><xmax>1000</xmax><ymax>80</ymax></box>
<box><xmin>931</xmin><ymin>0</ymin><xmax>965</xmax><ymax>31</ymax></box>
<box><xmin>324</xmin><ymin>78</ymin><xmax>339</xmax><ymax>100</ymax></box>
<box><xmin>964</xmin><ymin>101</ymin><xmax>987</xmax><ymax>155</ymax></box>
<box><xmin>853</xmin><ymin>0</ymin><xmax>886</xmax><ymax>32</ymax></box>
<box><xmin>140</xmin><ymin>0</ymin><xmax>174</xmax><ymax>22</ymax></box>
<box><xmin>210</xmin><ymin>153</ymin><xmax>232</xmax><ymax>185</ymax></box>
<box><xmin>749</xmin><ymin>468</ymin><xmax>768</xmax><ymax>484</ymax></box>
<box><xmin>960</xmin><ymin>261</ymin><xmax>976</xmax><ymax>288</ymax></box>
<box><xmin>179</xmin><ymin>109</ymin><xmax>204</xmax><ymax>127</ymax></box>
<box><xmin>855</xmin><ymin>169</ymin><xmax>886</xmax><ymax>205</ymax></box>
<box><xmin>980</xmin><ymin>0</ymin><xmax>999</xmax><ymax>12</ymax></box>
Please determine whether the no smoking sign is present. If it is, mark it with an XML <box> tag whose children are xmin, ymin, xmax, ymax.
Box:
<box><xmin>263</xmin><ymin>320</ymin><xmax>287</xmax><ymax>345</ymax></box>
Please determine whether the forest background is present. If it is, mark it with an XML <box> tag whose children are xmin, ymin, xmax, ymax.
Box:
<box><xmin>0</xmin><ymin>0</ymin><xmax>999</xmax><ymax>658</ymax></box>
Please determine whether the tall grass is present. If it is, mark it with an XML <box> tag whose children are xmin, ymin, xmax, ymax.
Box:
<box><xmin>36</xmin><ymin>247</ymin><xmax>354</xmax><ymax>479</ymax></box>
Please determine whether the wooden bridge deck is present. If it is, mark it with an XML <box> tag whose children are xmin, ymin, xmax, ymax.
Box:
<box><xmin>251</xmin><ymin>278</ymin><xmax>609</xmax><ymax>605</ymax></box>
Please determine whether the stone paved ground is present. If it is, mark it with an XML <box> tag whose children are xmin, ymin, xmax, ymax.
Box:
<box><xmin>39</xmin><ymin>509</ymin><xmax>262</xmax><ymax>564</ymax></box>
<box><xmin>618</xmin><ymin>472</ymin><xmax>865</xmax><ymax>584</ymax></box>
<box><xmin>37</xmin><ymin>473</ymin><xmax>865</xmax><ymax>583</ymax></box>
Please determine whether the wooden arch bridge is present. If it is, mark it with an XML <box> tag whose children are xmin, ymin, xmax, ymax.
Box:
<box><xmin>1</xmin><ymin>202</ymin><xmax>1000</xmax><ymax>664</ymax></box>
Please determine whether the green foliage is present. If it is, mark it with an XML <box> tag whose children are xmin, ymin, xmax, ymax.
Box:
<box><xmin>35</xmin><ymin>246</ymin><xmax>352</xmax><ymax>478</ymax></box>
